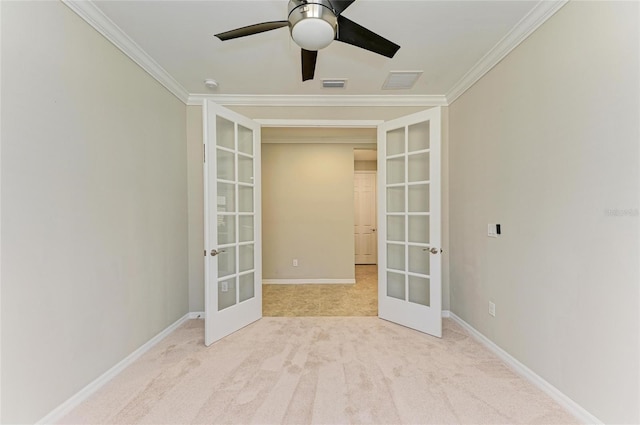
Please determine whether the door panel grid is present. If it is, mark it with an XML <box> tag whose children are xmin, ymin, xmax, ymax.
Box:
<box><xmin>215</xmin><ymin>117</ymin><xmax>255</xmax><ymax>311</ymax></box>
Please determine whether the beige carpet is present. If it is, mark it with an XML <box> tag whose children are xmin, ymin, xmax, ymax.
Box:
<box><xmin>263</xmin><ymin>265</ymin><xmax>378</xmax><ymax>317</ymax></box>
<box><xmin>60</xmin><ymin>318</ymin><xmax>577</xmax><ymax>424</ymax></box>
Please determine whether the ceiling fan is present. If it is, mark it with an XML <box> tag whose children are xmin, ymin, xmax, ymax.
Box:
<box><xmin>214</xmin><ymin>0</ymin><xmax>400</xmax><ymax>82</ymax></box>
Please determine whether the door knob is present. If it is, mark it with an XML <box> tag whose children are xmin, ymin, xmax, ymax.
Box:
<box><xmin>210</xmin><ymin>249</ymin><xmax>226</xmax><ymax>257</ymax></box>
<box><xmin>424</xmin><ymin>247</ymin><xmax>442</xmax><ymax>254</ymax></box>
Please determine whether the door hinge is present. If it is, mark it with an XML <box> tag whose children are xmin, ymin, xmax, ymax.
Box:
<box><xmin>203</xmin><ymin>144</ymin><xmax>206</xmax><ymax>163</ymax></box>
<box><xmin>204</xmin><ymin>249</ymin><xmax>206</xmax><ymax>257</ymax></box>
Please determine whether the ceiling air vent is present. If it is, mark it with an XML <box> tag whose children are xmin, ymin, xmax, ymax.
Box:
<box><xmin>382</xmin><ymin>71</ymin><xmax>423</xmax><ymax>90</ymax></box>
<box><xmin>322</xmin><ymin>79</ymin><xmax>347</xmax><ymax>89</ymax></box>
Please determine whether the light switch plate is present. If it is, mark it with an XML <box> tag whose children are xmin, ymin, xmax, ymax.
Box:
<box><xmin>488</xmin><ymin>224</ymin><xmax>498</xmax><ymax>238</ymax></box>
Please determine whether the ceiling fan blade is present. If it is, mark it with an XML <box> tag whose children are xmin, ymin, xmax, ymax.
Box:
<box><xmin>330</xmin><ymin>0</ymin><xmax>357</xmax><ymax>15</ymax></box>
<box><xmin>301</xmin><ymin>49</ymin><xmax>318</xmax><ymax>81</ymax></box>
<box><xmin>335</xmin><ymin>15</ymin><xmax>400</xmax><ymax>58</ymax></box>
<box><xmin>215</xmin><ymin>21</ymin><xmax>289</xmax><ymax>41</ymax></box>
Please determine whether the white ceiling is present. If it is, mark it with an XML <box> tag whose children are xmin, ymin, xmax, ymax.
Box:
<box><xmin>84</xmin><ymin>0</ymin><xmax>559</xmax><ymax>102</ymax></box>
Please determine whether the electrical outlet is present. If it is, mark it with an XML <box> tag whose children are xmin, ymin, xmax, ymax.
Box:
<box><xmin>293</xmin><ymin>259</ymin><xmax>299</xmax><ymax>267</ymax></box>
<box><xmin>221</xmin><ymin>281</ymin><xmax>228</xmax><ymax>292</ymax></box>
<box><xmin>489</xmin><ymin>301</ymin><xmax>496</xmax><ymax>317</ymax></box>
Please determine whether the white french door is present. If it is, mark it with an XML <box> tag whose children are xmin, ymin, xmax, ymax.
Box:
<box><xmin>203</xmin><ymin>100</ymin><xmax>262</xmax><ymax>346</ymax></box>
<box><xmin>378</xmin><ymin>108</ymin><xmax>442</xmax><ymax>338</ymax></box>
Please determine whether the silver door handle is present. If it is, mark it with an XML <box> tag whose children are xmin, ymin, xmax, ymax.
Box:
<box><xmin>424</xmin><ymin>247</ymin><xmax>442</xmax><ymax>254</ymax></box>
<box><xmin>210</xmin><ymin>249</ymin><xmax>226</xmax><ymax>257</ymax></box>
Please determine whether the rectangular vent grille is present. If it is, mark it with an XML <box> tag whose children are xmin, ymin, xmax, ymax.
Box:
<box><xmin>382</xmin><ymin>71</ymin><xmax>423</xmax><ymax>90</ymax></box>
<box><xmin>322</xmin><ymin>79</ymin><xmax>347</xmax><ymax>89</ymax></box>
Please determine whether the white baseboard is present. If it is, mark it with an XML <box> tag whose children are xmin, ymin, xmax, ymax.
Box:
<box><xmin>188</xmin><ymin>311</ymin><xmax>205</xmax><ymax>319</ymax></box>
<box><xmin>263</xmin><ymin>279</ymin><xmax>356</xmax><ymax>285</ymax></box>
<box><xmin>36</xmin><ymin>312</ymin><xmax>193</xmax><ymax>424</ymax></box>
<box><xmin>441</xmin><ymin>310</ymin><xmax>451</xmax><ymax>318</ymax></box>
<box><xmin>447</xmin><ymin>312</ymin><xmax>602</xmax><ymax>425</ymax></box>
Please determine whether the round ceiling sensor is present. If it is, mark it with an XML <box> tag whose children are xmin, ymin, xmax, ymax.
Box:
<box><xmin>204</xmin><ymin>79</ymin><xmax>218</xmax><ymax>89</ymax></box>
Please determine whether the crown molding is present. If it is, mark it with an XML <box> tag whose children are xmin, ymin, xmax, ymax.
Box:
<box><xmin>65</xmin><ymin>0</ymin><xmax>566</xmax><ymax>108</ymax></box>
<box><xmin>446</xmin><ymin>0</ymin><xmax>568</xmax><ymax>104</ymax></box>
<box><xmin>187</xmin><ymin>94</ymin><xmax>448</xmax><ymax>107</ymax></box>
<box><xmin>62</xmin><ymin>0</ymin><xmax>190</xmax><ymax>104</ymax></box>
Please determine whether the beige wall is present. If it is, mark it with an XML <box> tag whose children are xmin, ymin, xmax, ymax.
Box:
<box><xmin>1</xmin><ymin>2</ymin><xmax>188</xmax><ymax>423</ymax></box>
<box><xmin>448</xmin><ymin>2</ymin><xmax>639</xmax><ymax>423</ymax></box>
<box><xmin>186</xmin><ymin>106</ymin><xmax>204</xmax><ymax>311</ymax></box>
<box><xmin>262</xmin><ymin>143</ymin><xmax>355</xmax><ymax>281</ymax></box>
<box><xmin>354</xmin><ymin>160</ymin><xmax>377</xmax><ymax>171</ymax></box>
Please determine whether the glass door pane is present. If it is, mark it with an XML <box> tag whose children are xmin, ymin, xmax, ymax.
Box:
<box><xmin>216</xmin><ymin>116</ymin><xmax>235</xmax><ymax>149</ymax></box>
<box><xmin>408</xmin><ymin>276</ymin><xmax>430</xmax><ymax>306</ymax></box>
<box><xmin>218</xmin><ymin>277</ymin><xmax>237</xmax><ymax>311</ymax></box>
<box><xmin>408</xmin><ymin>121</ymin><xmax>430</xmax><ymax>152</ymax></box>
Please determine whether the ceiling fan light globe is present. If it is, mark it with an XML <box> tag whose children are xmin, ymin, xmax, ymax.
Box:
<box><xmin>291</xmin><ymin>18</ymin><xmax>335</xmax><ymax>50</ymax></box>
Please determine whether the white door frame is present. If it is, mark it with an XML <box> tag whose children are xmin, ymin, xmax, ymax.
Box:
<box><xmin>256</xmin><ymin>119</ymin><xmax>383</xmax><ymax>128</ymax></box>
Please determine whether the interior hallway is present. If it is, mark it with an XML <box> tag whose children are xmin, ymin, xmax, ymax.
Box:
<box><xmin>263</xmin><ymin>265</ymin><xmax>377</xmax><ymax>316</ymax></box>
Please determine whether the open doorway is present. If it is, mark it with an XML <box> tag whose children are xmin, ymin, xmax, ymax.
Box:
<box><xmin>204</xmin><ymin>104</ymin><xmax>443</xmax><ymax>341</ymax></box>
<box><xmin>260</xmin><ymin>127</ymin><xmax>378</xmax><ymax>316</ymax></box>
<box><xmin>354</xmin><ymin>148</ymin><xmax>378</xmax><ymax>265</ymax></box>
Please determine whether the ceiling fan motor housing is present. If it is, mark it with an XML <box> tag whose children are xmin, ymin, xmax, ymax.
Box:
<box><xmin>288</xmin><ymin>0</ymin><xmax>338</xmax><ymax>50</ymax></box>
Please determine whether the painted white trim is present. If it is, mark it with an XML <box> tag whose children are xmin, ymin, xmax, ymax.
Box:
<box><xmin>36</xmin><ymin>313</ymin><xmax>193</xmax><ymax>425</ymax></box>
<box><xmin>447</xmin><ymin>312</ymin><xmax>603</xmax><ymax>425</ymax></box>
<box><xmin>263</xmin><ymin>137</ymin><xmax>374</xmax><ymax>145</ymax></box>
<box><xmin>446</xmin><ymin>0</ymin><xmax>568</xmax><ymax>104</ymax></box>
<box><xmin>263</xmin><ymin>279</ymin><xmax>356</xmax><ymax>285</ymax></box>
<box><xmin>257</xmin><ymin>119</ymin><xmax>383</xmax><ymax>128</ymax></box>
<box><xmin>0</xmin><ymin>2</ymin><xmax>3</xmax><ymax>420</ymax></box>
<box><xmin>187</xmin><ymin>94</ymin><xmax>448</xmax><ymax>107</ymax></box>
<box><xmin>62</xmin><ymin>0</ymin><xmax>190</xmax><ymax>104</ymax></box>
